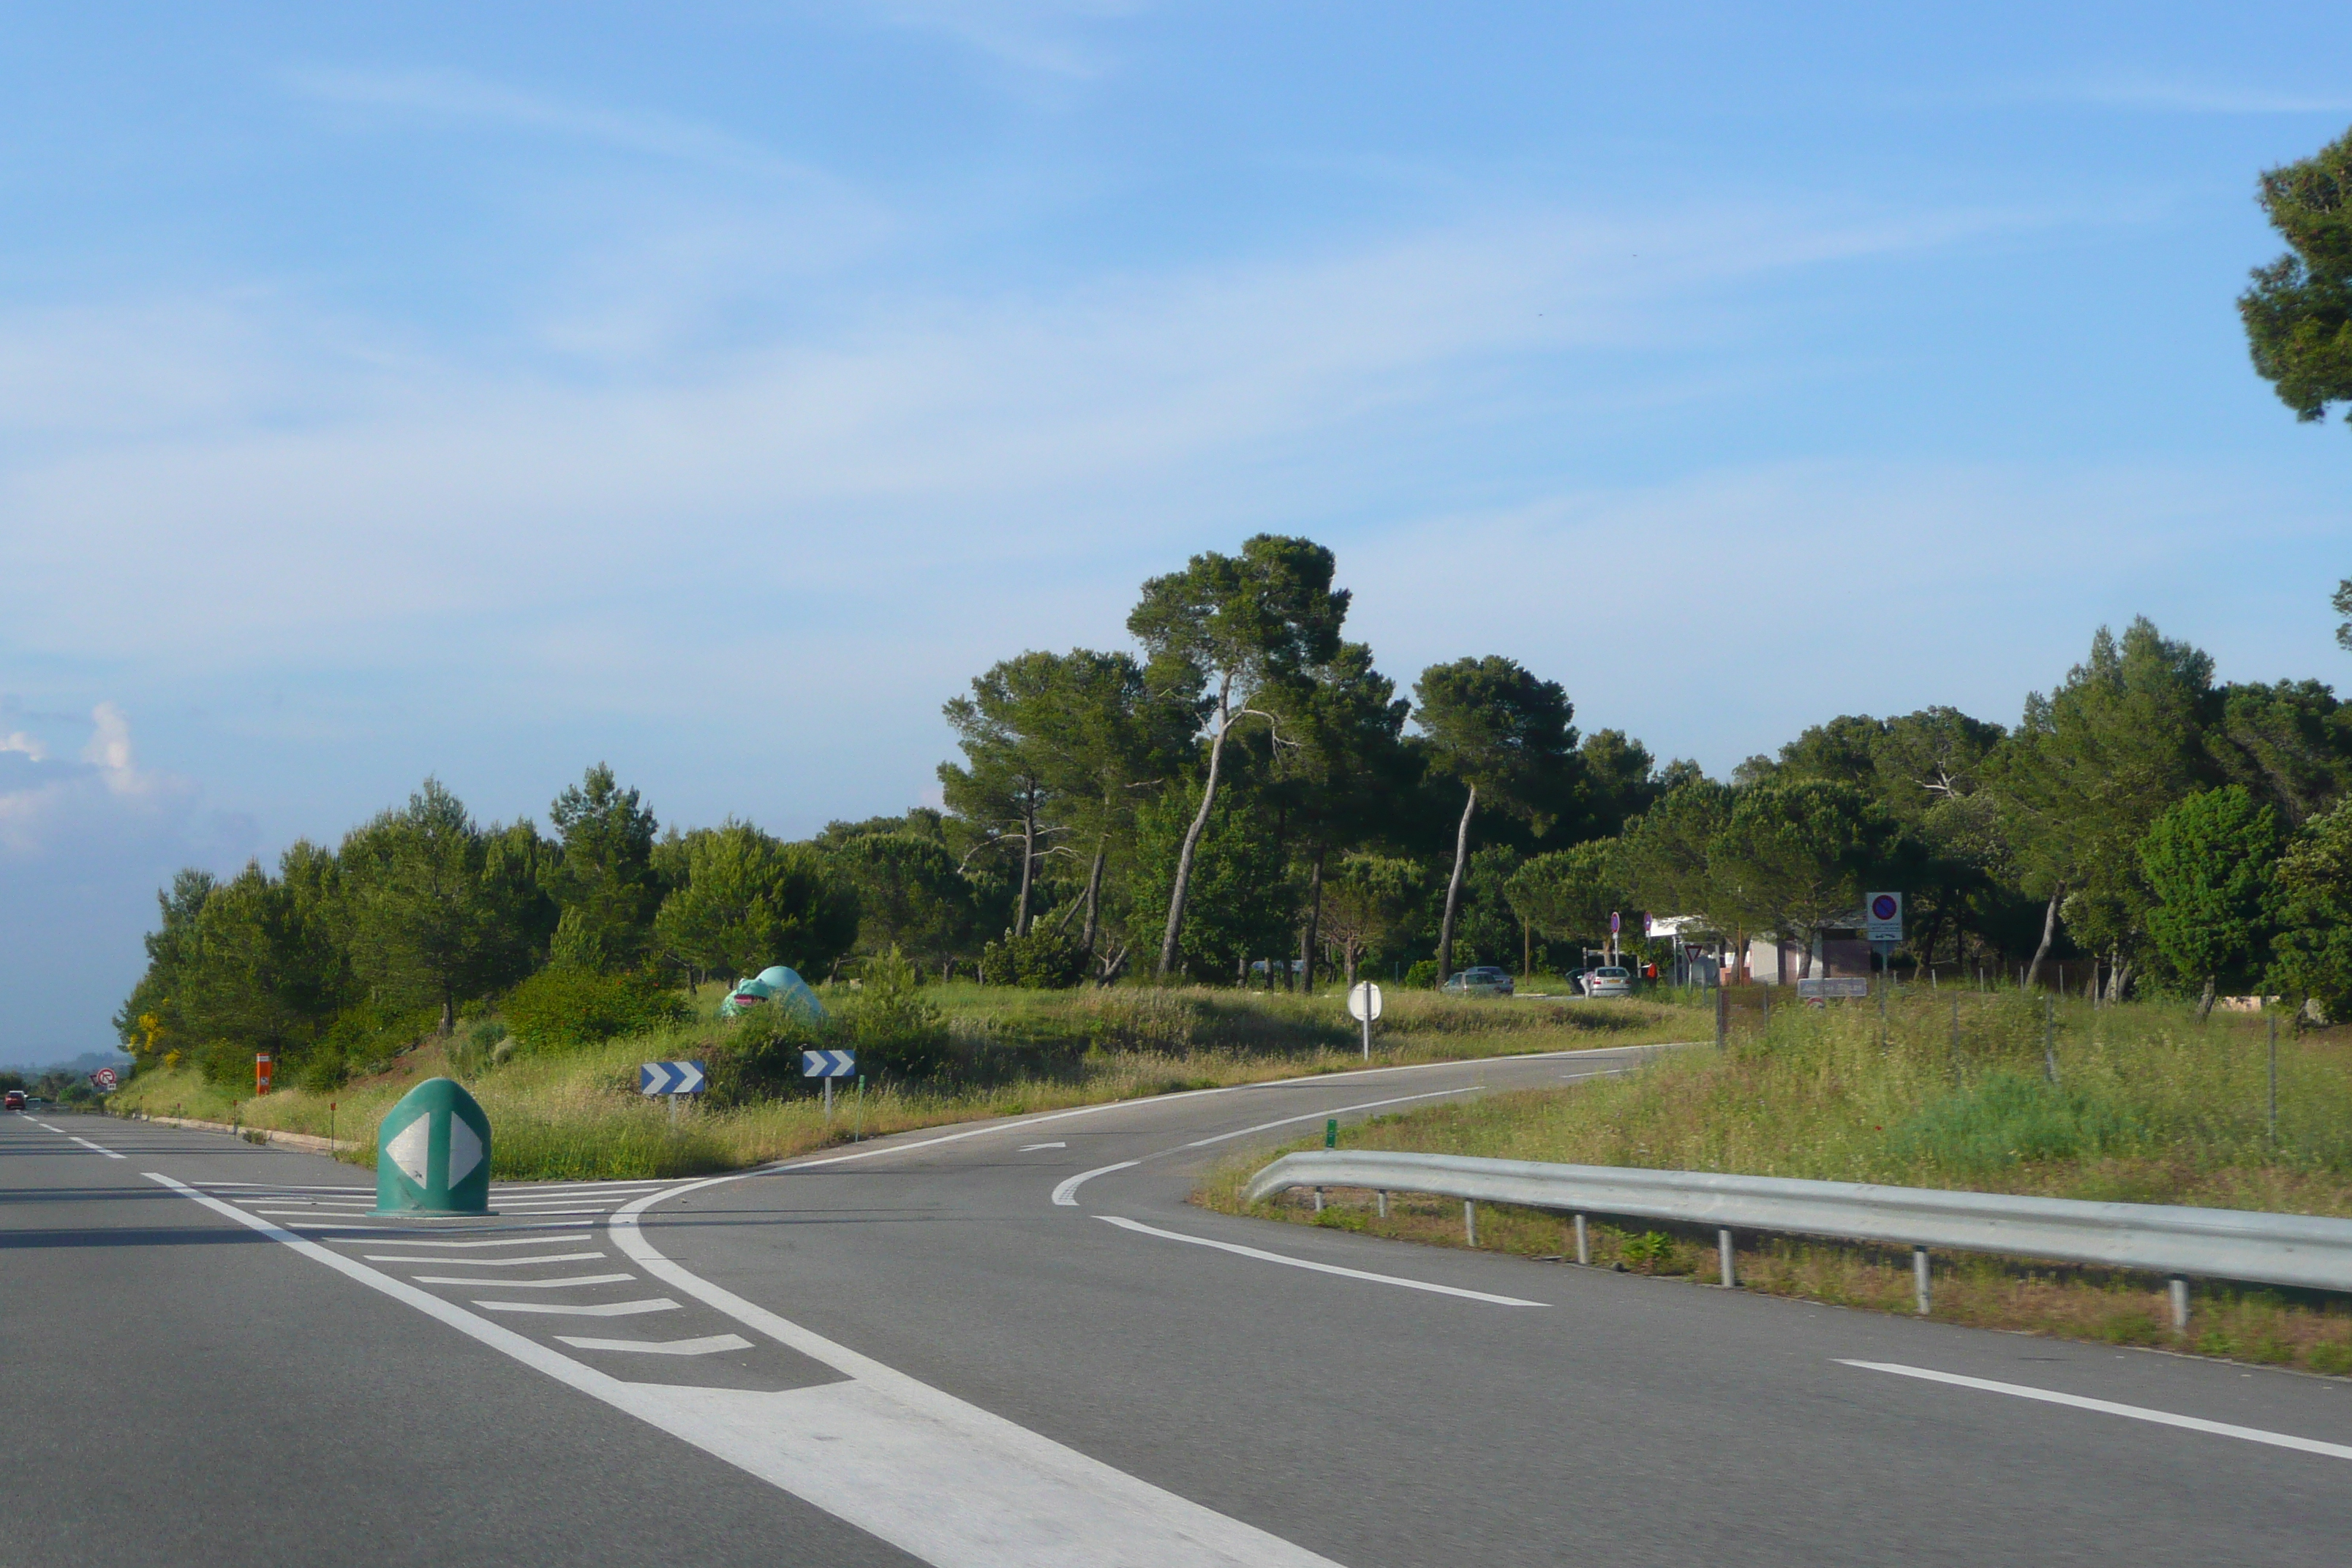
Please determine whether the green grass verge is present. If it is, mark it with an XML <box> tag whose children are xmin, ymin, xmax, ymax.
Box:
<box><xmin>1196</xmin><ymin>992</ymin><xmax>2352</xmax><ymax>1376</ymax></box>
<box><xmin>110</xmin><ymin>982</ymin><xmax>1701</xmax><ymax>1180</ymax></box>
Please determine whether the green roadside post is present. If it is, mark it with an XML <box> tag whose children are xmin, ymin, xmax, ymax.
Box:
<box><xmin>1324</xmin><ymin>1117</ymin><xmax>1338</xmax><ymax>1149</ymax></box>
<box><xmin>375</xmin><ymin>1077</ymin><xmax>494</xmax><ymax>1215</ymax></box>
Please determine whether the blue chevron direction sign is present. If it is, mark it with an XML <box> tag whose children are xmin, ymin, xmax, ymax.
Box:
<box><xmin>638</xmin><ymin>1060</ymin><xmax>706</xmax><ymax>1096</ymax></box>
<box><xmin>802</xmin><ymin>1049</ymin><xmax>856</xmax><ymax>1079</ymax></box>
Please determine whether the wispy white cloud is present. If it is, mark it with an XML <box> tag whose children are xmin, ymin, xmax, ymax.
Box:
<box><xmin>1343</xmin><ymin>458</ymin><xmax>2346</xmax><ymax>768</ymax></box>
<box><xmin>0</xmin><ymin>197</ymin><xmax>2052</xmax><ymax>676</ymax></box>
<box><xmin>2013</xmin><ymin>75</ymin><xmax>2352</xmax><ymax>116</ymax></box>
<box><xmin>284</xmin><ymin>66</ymin><xmax>804</xmax><ymax>173</ymax></box>
<box><xmin>1</xmin><ymin>731</ymin><xmax>45</xmax><ymax>761</ymax></box>
<box><xmin>864</xmin><ymin>0</ymin><xmax>1145</xmax><ymax>80</ymax></box>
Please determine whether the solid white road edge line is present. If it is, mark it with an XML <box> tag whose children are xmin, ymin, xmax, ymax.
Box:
<box><xmin>1051</xmin><ymin>1161</ymin><xmax>1139</xmax><ymax>1207</ymax></box>
<box><xmin>769</xmin><ymin>1041</ymin><xmax>1676</xmax><ymax>1175</ymax></box>
<box><xmin>69</xmin><ymin>1136</ymin><xmax>127</xmax><ymax>1159</ymax></box>
<box><xmin>1180</xmin><ymin>1086</ymin><xmax>1483</xmax><ymax>1150</ymax></box>
<box><xmin>606</xmin><ymin>1180</ymin><xmax>1347</xmax><ymax>1568</ymax></box>
<box><xmin>1838</xmin><ymin>1361</ymin><xmax>2352</xmax><ymax>1461</ymax></box>
<box><xmin>1049</xmin><ymin>1082</ymin><xmax>1562</xmax><ymax>1208</ymax></box>
<box><xmin>1095</xmin><ymin>1215</ymin><xmax>1548</xmax><ymax>1307</ymax></box>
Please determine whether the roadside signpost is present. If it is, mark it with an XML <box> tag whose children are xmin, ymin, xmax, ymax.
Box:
<box><xmin>1347</xmin><ymin>981</ymin><xmax>1383</xmax><ymax>1060</ymax></box>
<box><xmin>90</xmin><ymin>1068</ymin><xmax>118</xmax><ymax>1092</ymax></box>
<box><xmin>374</xmin><ymin>1077</ymin><xmax>494</xmax><ymax>1215</ymax></box>
<box><xmin>254</xmin><ymin>1052</ymin><xmax>273</xmax><ymax>1096</ymax></box>
<box><xmin>1866</xmin><ymin>892</ymin><xmax>1903</xmax><ymax>954</ymax></box>
<box><xmin>804</xmin><ymin>1049</ymin><xmax>856</xmax><ymax>1117</ymax></box>
<box><xmin>640</xmin><ymin>1060</ymin><xmax>706</xmax><ymax>1130</ymax></box>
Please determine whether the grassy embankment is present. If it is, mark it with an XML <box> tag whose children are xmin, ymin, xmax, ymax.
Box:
<box><xmin>110</xmin><ymin>980</ymin><xmax>1700</xmax><ymax>1181</ymax></box>
<box><xmin>1199</xmin><ymin>988</ymin><xmax>2352</xmax><ymax>1375</ymax></box>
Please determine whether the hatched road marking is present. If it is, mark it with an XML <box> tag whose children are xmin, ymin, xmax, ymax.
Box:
<box><xmin>148</xmin><ymin>1167</ymin><xmax>1348</xmax><ymax>1568</ymax></box>
<box><xmin>474</xmin><ymin>1297</ymin><xmax>683</xmax><ymax>1317</ymax></box>
<box><xmin>333</xmin><ymin>1232</ymin><xmax>598</xmax><ymax>1249</ymax></box>
<box><xmin>557</xmin><ymin>1333</ymin><xmax>756</xmax><ymax>1356</ymax></box>
<box><xmin>412</xmin><ymin>1273</ymin><xmax>638</xmax><ymax>1288</ymax></box>
<box><xmin>363</xmin><ymin>1251</ymin><xmax>611</xmax><ymax>1265</ymax></box>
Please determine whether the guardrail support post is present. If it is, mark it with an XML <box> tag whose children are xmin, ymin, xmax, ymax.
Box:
<box><xmin>1312</xmin><ymin>1187</ymin><xmax>1324</xmax><ymax>1213</ymax></box>
<box><xmin>1913</xmin><ymin>1245</ymin><xmax>1931</xmax><ymax>1314</ymax></box>
<box><xmin>1376</xmin><ymin>1190</ymin><xmax>1387</xmax><ymax>1218</ymax></box>
<box><xmin>1574</xmin><ymin>1213</ymin><xmax>1589</xmax><ymax>1266</ymax></box>
<box><xmin>1718</xmin><ymin>1229</ymin><xmax>1736</xmax><ymax>1288</ymax></box>
<box><xmin>2169</xmin><ymin>1275</ymin><xmax>2190</xmax><ymax>1333</ymax></box>
<box><xmin>1464</xmin><ymin>1201</ymin><xmax>1477</xmax><ymax>1247</ymax></box>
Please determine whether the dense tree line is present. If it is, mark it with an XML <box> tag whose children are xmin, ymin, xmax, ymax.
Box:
<box><xmin>108</xmin><ymin>124</ymin><xmax>2352</xmax><ymax>1088</ymax></box>
<box><xmin>118</xmin><ymin>535</ymin><xmax>2352</xmax><ymax>1090</ymax></box>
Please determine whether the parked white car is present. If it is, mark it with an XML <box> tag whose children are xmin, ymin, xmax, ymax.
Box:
<box><xmin>1583</xmin><ymin>965</ymin><xmax>1632</xmax><ymax>998</ymax></box>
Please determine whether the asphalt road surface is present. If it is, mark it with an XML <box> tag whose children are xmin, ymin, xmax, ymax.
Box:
<box><xmin>9</xmin><ymin>1044</ymin><xmax>2352</xmax><ymax>1567</ymax></box>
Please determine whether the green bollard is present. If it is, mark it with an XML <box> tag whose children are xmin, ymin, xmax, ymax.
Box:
<box><xmin>1324</xmin><ymin>1117</ymin><xmax>1338</xmax><ymax>1149</ymax></box>
<box><xmin>375</xmin><ymin>1077</ymin><xmax>494</xmax><ymax>1215</ymax></box>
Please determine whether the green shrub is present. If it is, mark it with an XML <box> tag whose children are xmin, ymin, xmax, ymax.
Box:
<box><xmin>981</xmin><ymin>927</ymin><xmax>1089</xmax><ymax>989</ymax></box>
<box><xmin>1405</xmin><ymin>960</ymin><xmax>1439</xmax><ymax>990</ymax></box>
<box><xmin>704</xmin><ymin>1003</ymin><xmax>832</xmax><ymax>1106</ymax></box>
<box><xmin>846</xmin><ymin>950</ymin><xmax>956</xmax><ymax>1081</ymax></box>
<box><xmin>503</xmin><ymin>968</ymin><xmax>688</xmax><ymax>1052</ymax></box>
<box><xmin>445</xmin><ymin>1018</ymin><xmax>510</xmax><ymax>1081</ymax></box>
<box><xmin>296</xmin><ymin>1044</ymin><xmax>350</xmax><ymax>1093</ymax></box>
<box><xmin>1619</xmin><ymin>1230</ymin><xmax>1676</xmax><ymax>1271</ymax></box>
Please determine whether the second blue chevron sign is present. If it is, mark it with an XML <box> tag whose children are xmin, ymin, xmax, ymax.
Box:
<box><xmin>638</xmin><ymin>1060</ymin><xmax>706</xmax><ymax>1096</ymax></box>
<box><xmin>802</xmin><ymin>1049</ymin><xmax>856</xmax><ymax>1079</ymax></box>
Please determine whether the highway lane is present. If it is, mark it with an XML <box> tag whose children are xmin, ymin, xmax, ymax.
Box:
<box><xmin>10</xmin><ymin>1043</ymin><xmax>2352</xmax><ymax>1566</ymax></box>
<box><xmin>1</xmin><ymin>1108</ymin><xmax>916</xmax><ymax>1568</ymax></box>
<box><xmin>645</xmin><ymin>1045</ymin><xmax>2352</xmax><ymax>1567</ymax></box>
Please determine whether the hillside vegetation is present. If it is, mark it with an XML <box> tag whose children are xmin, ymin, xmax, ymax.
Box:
<box><xmin>1204</xmin><ymin>992</ymin><xmax>2352</xmax><ymax>1372</ymax></box>
<box><xmin>112</xmin><ymin>981</ymin><xmax>1698</xmax><ymax>1179</ymax></box>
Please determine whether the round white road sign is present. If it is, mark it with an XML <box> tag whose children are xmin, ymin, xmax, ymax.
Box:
<box><xmin>1347</xmin><ymin>981</ymin><xmax>1384</xmax><ymax>1022</ymax></box>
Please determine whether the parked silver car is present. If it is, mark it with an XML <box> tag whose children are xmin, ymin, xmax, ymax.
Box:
<box><xmin>1583</xmin><ymin>965</ymin><xmax>1632</xmax><ymax>998</ymax></box>
<box><xmin>1441</xmin><ymin>966</ymin><xmax>1515</xmax><ymax>997</ymax></box>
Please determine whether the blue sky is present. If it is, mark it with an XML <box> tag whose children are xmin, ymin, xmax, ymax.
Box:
<box><xmin>4</xmin><ymin>3</ymin><xmax>2350</xmax><ymax>1059</ymax></box>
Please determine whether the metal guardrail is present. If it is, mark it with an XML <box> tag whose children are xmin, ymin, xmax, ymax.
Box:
<box><xmin>1244</xmin><ymin>1151</ymin><xmax>2352</xmax><ymax>1319</ymax></box>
